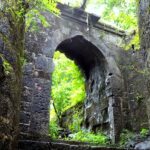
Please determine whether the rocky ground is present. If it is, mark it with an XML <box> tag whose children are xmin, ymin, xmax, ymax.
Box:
<box><xmin>18</xmin><ymin>140</ymin><xmax>124</xmax><ymax>150</ymax></box>
<box><xmin>126</xmin><ymin>134</ymin><xmax>150</xmax><ymax>150</ymax></box>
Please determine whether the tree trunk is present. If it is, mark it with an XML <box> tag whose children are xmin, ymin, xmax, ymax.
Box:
<box><xmin>138</xmin><ymin>0</ymin><xmax>150</xmax><ymax>55</ymax></box>
<box><xmin>138</xmin><ymin>0</ymin><xmax>150</xmax><ymax>127</ymax></box>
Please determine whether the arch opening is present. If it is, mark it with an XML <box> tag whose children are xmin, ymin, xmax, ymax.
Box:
<box><xmin>56</xmin><ymin>35</ymin><xmax>107</xmax><ymax>79</ymax></box>
<box><xmin>50</xmin><ymin>51</ymin><xmax>86</xmax><ymax>135</ymax></box>
<box><xmin>50</xmin><ymin>35</ymin><xmax>109</xmax><ymax>143</ymax></box>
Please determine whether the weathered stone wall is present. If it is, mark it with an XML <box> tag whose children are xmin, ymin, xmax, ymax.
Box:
<box><xmin>0</xmin><ymin>16</ymin><xmax>24</xmax><ymax>149</ymax></box>
<box><xmin>0</xmin><ymin>45</ymin><xmax>17</xmax><ymax>149</ymax></box>
<box><xmin>138</xmin><ymin>0</ymin><xmax>150</xmax><ymax>128</ymax></box>
<box><xmin>0</xmin><ymin>13</ymin><xmax>24</xmax><ymax>148</ymax></box>
<box><xmin>118</xmin><ymin>49</ymin><xmax>149</xmax><ymax>131</ymax></box>
<box><xmin>0</xmin><ymin>74</ymin><xmax>13</xmax><ymax>149</ymax></box>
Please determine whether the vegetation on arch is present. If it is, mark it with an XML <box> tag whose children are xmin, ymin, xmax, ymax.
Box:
<box><xmin>0</xmin><ymin>0</ymin><xmax>60</xmax><ymax>72</ymax></box>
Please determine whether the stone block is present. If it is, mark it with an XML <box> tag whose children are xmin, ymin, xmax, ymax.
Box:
<box><xmin>20</xmin><ymin>123</ymin><xmax>29</xmax><ymax>133</ymax></box>
<box><xmin>20</xmin><ymin>111</ymin><xmax>30</xmax><ymax>124</ymax></box>
<box><xmin>21</xmin><ymin>102</ymin><xmax>31</xmax><ymax>112</ymax></box>
<box><xmin>22</xmin><ymin>86</ymin><xmax>33</xmax><ymax>103</ymax></box>
<box><xmin>34</xmin><ymin>55</ymin><xmax>54</xmax><ymax>74</ymax></box>
<box><xmin>29</xmin><ymin>111</ymin><xmax>49</xmax><ymax>135</ymax></box>
<box><xmin>33</xmin><ymin>78</ymin><xmax>50</xmax><ymax>99</ymax></box>
<box><xmin>41</xmin><ymin>40</ymin><xmax>54</xmax><ymax>57</ymax></box>
<box><xmin>23</xmin><ymin>75</ymin><xmax>34</xmax><ymax>87</ymax></box>
<box><xmin>23</xmin><ymin>63</ymin><xmax>34</xmax><ymax>75</ymax></box>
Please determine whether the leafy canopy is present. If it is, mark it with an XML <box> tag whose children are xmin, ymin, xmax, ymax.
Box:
<box><xmin>58</xmin><ymin>0</ymin><xmax>137</xmax><ymax>30</ymax></box>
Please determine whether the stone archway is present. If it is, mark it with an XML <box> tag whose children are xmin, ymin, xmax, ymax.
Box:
<box><xmin>51</xmin><ymin>35</ymin><xmax>123</xmax><ymax>143</ymax></box>
<box><xmin>55</xmin><ymin>35</ymin><xmax>107</xmax><ymax>130</ymax></box>
<box><xmin>20</xmin><ymin>33</ymin><xmax>124</xmax><ymax>143</ymax></box>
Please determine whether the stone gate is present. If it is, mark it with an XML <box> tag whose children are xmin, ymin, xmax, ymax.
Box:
<box><xmin>20</xmin><ymin>3</ymin><xmax>126</xmax><ymax>143</ymax></box>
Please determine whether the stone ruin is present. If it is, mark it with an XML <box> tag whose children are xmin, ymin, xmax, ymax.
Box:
<box><xmin>0</xmin><ymin>2</ymin><xmax>149</xmax><ymax>149</ymax></box>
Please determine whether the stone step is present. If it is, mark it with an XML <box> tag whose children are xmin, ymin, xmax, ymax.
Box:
<box><xmin>18</xmin><ymin>140</ymin><xmax>51</xmax><ymax>150</ymax></box>
<box><xmin>18</xmin><ymin>140</ymin><xmax>127</xmax><ymax>150</ymax></box>
<box><xmin>51</xmin><ymin>142</ymin><xmax>121</xmax><ymax>150</ymax></box>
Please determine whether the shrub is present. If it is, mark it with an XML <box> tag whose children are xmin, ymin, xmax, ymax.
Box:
<box><xmin>140</xmin><ymin>128</ymin><xmax>149</xmax><ymax>137</ymax></box>
<box><xmin>68</xmin><ymin>109</ymin><xmax>83</xmax><ymax>133</ymax></box>
<box><xmin>67</xmin><ymin>130</ymin><xmax>109</xmax><ymax>145</ymax></box>
<box><xmin>49</xmin><ymin>120</ymin><xmax>60</xmax><ymax>139</ymax></box>
<box><xmin>119</xmin><ymin>129</ymin><xmax>134</xmax><ymax>148</ymax></box>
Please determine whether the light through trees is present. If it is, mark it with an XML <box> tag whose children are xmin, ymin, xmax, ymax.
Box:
<box><xmin>50</xmin><ymin>51</ymin><xmax>86</xmax><ymax>136</ymax></box>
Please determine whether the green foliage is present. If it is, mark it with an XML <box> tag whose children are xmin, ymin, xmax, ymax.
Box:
<box><xmin>51</xmin><ymin>51</ymin><xmax>86</xmax><ymax>120</ymax></box>
<box><xmin>0</xmin><ymin>1</ymin><xmax>60</xmax><ymax>147</ymax></box>
<box><xmin>119</xmin><ymin>128</ymin><xmax>149</xmax><ymax>148</ymax></box>
<box><xmin>58</xmin><ymin>0</ymin><xmax>137</xmax><ymax>30</ymax></box>
<box><xmin>25</xmin><ymin>9</ymin><xmax>50</xmax><ymax>32</ymax></box>
<box><xmin>124</xmin><ymin>31</ymin><xmax>140</xmax><ymax>50</ymax></box>
<box><xmin>49</xmin><ymin>120</ymin><xmax>60</xmax><ymax>139</ymax></box>
<box><xmin>0</xmin><ymin>55</ymin><xmax>12</xmax><ymax>75</ymax></box>
<box><xmin>50</xmin><ymin>52</ymin><xmax>86</xmax><ymax>138</ymax></box>
<box><xmin>67</xmin><ymin>130</ymin><xmax>109</xmax><ymax>145</ymax></box>
<box><xmin>119</xmin><ymin>129</ymin><xmax>134</xmax><ymax>148</ymax></box>
<box><xmin>68</xmin><ymin>109</ymin><xmax>82</xmax><ymax>132</ymax></box>
<box><xmin>135</xmin><ymin>93</ymin><xmax>144</xmax><ymax>104</ymax></box>
<box><xmin>25</xmin><ymin>0</ymin><xmax>60</xmax><ymax>31</ymax></box>
<box><xmin>140</xmin><ymin>128</ymin><xmax>149</xmax><ymax>137</ymax></box>
<box><xmin>87</xmin><ymin>0</ymin><xmax>138</xmax><ymax>30</ymax></box>
<box><xmin>3</xmin><ymin>60</ymin><xmax>13</xmax><ymax>75</ymax></box>
<box><xmin>88</xmin><ymin>0</ymin><xmax>139</xmax><ymax>50</ymax></box>
<box><xmin>0</xmin><ymin>0</ymin><xmax>60</xmax><ymax>80</ymax></box>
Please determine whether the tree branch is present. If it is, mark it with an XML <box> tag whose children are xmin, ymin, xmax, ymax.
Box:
<box><xmin>52</xmin><ymin>100</ymin><xmax>61</xmax><ymax>122</ymax></box>
<box><xmin>80</xmin><ymin>0</ymin><xmax>87</xmax><ymax>10</ymax></box>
